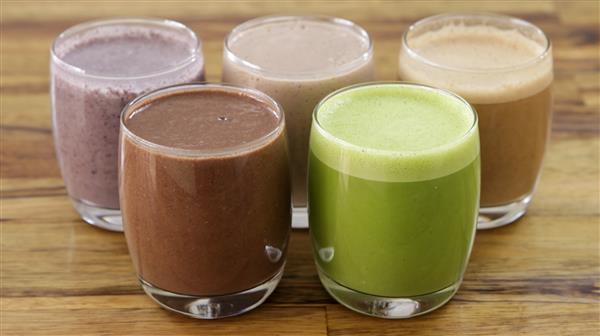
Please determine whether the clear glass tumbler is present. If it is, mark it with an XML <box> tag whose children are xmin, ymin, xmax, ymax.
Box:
<box><xmin>119</xmin><ymin>83</ymin><xmax>290</xmax><ymax>319</ymax></box>
<box><xmin>309</xmin><ymin>82</ymin><xmax>480</xmax><ymax>318</ymax></box>
<box><xmin>222</xmin><ymin>15</ymin><xmax>375</xmax><ymax>228</ymax></box>
<box><xmin>398</xmin><ymin>13</ymin><xmax>553</xmax><ymax>229</ymax></box>
<box><xmin>51</xmin><ymin>18</ymin><xmax>204</xmax><ymax>231</ymax></box>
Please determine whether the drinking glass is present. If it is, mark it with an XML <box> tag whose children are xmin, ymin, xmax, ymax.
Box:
<box><xmin>222</xmin><ymin>15</ymin><xmax>375</xmax><ymax>228</ymax></box>
<box><xmin>309</xmin><ymin>82</ymin><xmax>480</xmax><ymax>318</ymax></box>
<box><xmin>119</xmin><ymin>83</ymin><xmax>290</xmax><ymax>319</ymax></box>
<box><xmin>51</xmin><ymin>18</ymin><xmax>204</xmax><ymax>231</ymax></box>
<box><xmin>398</xmin><ymin>13</ymin><xmax>553</xmax><ymax>229</ymax></box>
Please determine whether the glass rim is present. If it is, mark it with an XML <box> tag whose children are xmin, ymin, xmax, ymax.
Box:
<box><xmin>120</xmin><ymin>82</ymin><xmax>286</xmax><ymax>158</ymax></box>
<box><xmin>51</xmin><ymin>17</ymin><xmax>203</xmax><ymax>81</ymax></box>
<box><xmin>312</xmin><ymin>81</ymin><xmax>478</xmax><ymax>156</ymax></box>
<box><xmin>402</xmin><ymin>12</ymin><xmax>552</xmax><ymax>73</ymax></box>
<box><xmin>224</xmin><ymin>15</ymin><xmax>373</xmax><ymax>79</ymax></box>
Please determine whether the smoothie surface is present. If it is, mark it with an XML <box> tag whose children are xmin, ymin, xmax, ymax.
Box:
<box><xmin>398</xmin><ymin>22</ymin><xmax>553</xmax><ymax>104</ymax></box>
<box><xmin>408</xmin><ymin>24</ymin><xmax>545</xmax><ymax>71</ymax></box>
<box><xmin>312</xmin><ymin>83</ymin><xmax>479</xmax><ymax>182</ymax></box>
<box><xmin>125</xmin><ymin>89</ymin><xmax>280</xmax><ymax>151</ymax></box>
<box><xmin>58</xmin><ymin>29</ymin><xmax>194</xmax><ymax>77</ymax></box>
<box><xmin>227</xmin><ymin>18</ymin><xmax>369</xmax><ymax>76</ymax></box>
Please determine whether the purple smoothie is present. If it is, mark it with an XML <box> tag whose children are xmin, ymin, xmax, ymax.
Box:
<box><xmin>51</xmin><ymin>19</ymin><xmax>204</xmax><ymax>230</ymax></box>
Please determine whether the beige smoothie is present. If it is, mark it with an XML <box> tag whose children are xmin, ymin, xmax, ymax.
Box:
<box><xmin>223</xmin><ymin>16</ymin><xmax>375</xmax><ymax>227</ymax></box>
<box><xmin>398</xmin><ymin>16</ymin><xmax>553</xmax><ymax>228</ymax></box>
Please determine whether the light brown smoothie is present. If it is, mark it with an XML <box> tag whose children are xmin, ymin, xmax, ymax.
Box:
<box><xmin>120</xmin><ymin>87</ymin><xmax>290</xmax><ymax>296</ymax></box>
<box><xmin>398</xmin><ymin>23</ymin><xmax>553</xmax><ymax>207</ymax></box>
<box><xmin>223</xmin><ymin>17</ymin><xmax>374</xmax><ymax>215</ymax></box>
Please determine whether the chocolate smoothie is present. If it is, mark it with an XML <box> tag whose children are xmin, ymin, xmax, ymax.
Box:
<box><xmin>398</xmin><ymin>14</ymin><xmax>553</xmax><ymax>224</ymax></box>
<box><xmin>120</xmin><ymin>85</ymin><xmax>290</xmax><ymax>296</ymax></box>
<box><xmin>222</xmin><ymin>16</ymin><xmax>374</xmax><ymax>227</ymax></box>
<box><xmin>51</xmin><ymin>19</ymin><xmax>204</xmax><ymax>230</ymax></box>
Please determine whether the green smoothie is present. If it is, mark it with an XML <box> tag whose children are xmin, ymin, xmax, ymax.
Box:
<box><xmin>309</xmin><ymin>83</ymin><xmax>480</xmax><ymax>297</ymax></box>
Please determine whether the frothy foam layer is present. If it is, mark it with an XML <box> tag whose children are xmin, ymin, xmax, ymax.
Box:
<box><xmin>227</xmin><ymin>18</ymin><xmax>370</xmax><ymax>76</ymax></box>
<box><xmin>55</xmin><ymin>24</ymin><xmax>196</xmax><ymax>77</ymax></box>
<box><xmin>311</xmin><ymin>83</ymin><xmax>479</xmax><ymax>182</ymax></box>
<box><xmin>399</xmin><ymin>23</ymin><xmax>553</xmax><ymax>104</ymax></box>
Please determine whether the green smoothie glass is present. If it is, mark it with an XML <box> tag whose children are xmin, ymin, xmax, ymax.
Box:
<box><xmin>309</xmin><ymin>82</ymin><xmax>480</xmax><ymax>318</ymax></box>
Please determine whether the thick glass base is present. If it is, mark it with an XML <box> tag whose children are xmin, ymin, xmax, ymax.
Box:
<box><xmin>140</xmin><ymin>264</ymin><xmax>284</xmax><ymax>319</ymax></box>
<box><xmin>72</xmin><ymin>198</ymin><xmax>122</xmax><ymax>232</ymax></box>
<box><xmin>478</xmin><ymin>194</ymin><xmax>532</xmax><ymax>230</ymax></box>
<box><xmin>292</xmin><ymin>206</ymin><xmax>308</xmax><ymax>229</ymax></box>
<box><xmin>317</xmin><ymin>266</ymin><xmax>460</xmax><ymax>319</ymax></box>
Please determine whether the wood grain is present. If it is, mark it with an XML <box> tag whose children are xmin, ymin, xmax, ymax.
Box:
<box><xmin>1</xmin><ymin>0</ymin><xmax>599</xmax><ymax>335</ymax></box>
<box><xmin>2</xmin><ymin>296</ymin><xmax>329</xmax><ymax>336</ymax></box>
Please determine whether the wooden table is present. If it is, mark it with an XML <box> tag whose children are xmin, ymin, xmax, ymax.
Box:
<box><xmin>1</xmin><ymin>1</ymin><xmax>598</xmax><ymax>335</ymax></box>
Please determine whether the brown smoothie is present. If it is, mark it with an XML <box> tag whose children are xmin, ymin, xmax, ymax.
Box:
<box><xmin>474</xmin><ymin>87</ymin><xmax>552</xmax><ymax>205</ymax></box>
<box><xmin>222</xmin><ymin>17</ymin><xmax>374</xmax><ymax>216</ymax></box>
<box><xmin>398</xmin><ymin>22</ymin><xmax>553</xmax><ymax>207</ymax></box>
<box><xmin>120</xmin><ymin>86</ymin><xmax>290</xmax><ymax>296</ymax></box>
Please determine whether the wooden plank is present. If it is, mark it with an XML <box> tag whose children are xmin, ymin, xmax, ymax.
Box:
<box><xmin>0</xmin><ymin>213</ymin><xmax>333</xmax><ymax>303</ymax></box>
<box><xmin>0</xmin><ymin>1</ymin><xmax>556</xmax><ymax>25</ymax></box>
<box><xmin>531</xmin><ymin>135</ymin><xmax>599</xmax><ymax>216</ymax></box>
<box><xmin>325</xmin><ymin>301</ymin><xmax>599</xmax><ymax>336</ymax></box>
<box><xmin>1</xmin><ymin>297</ymin><xmax>328</xmax><ymax>336</ymax></box>
<box><xmin>555</xmin><ymin>0</ymin><xmax>600</xmax><ymax>26</ymax></box>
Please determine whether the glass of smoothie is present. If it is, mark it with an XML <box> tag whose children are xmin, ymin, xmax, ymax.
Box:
<box><xmin>398</xmin><ymin>13</ymin><xmax>553</xmax><ymax>229</ymax></box>
<box><xmin>51</xmin><ymin>18</ymin><xmax>204</xmax><ymax>231</ymax></box>
<box><xmin>309</xmin><ymin>82</ymin><xmax>480</xmax><ymax>318</ymax></box>
<box><xmin>222</xmin><ymin>16</ymin><xmax>375</xmax><ymax>228</ymax></box>
<box><xmin>119</xmin><ymin>83</ymin><xmax>290</xmax><ymax>319</ymax></box>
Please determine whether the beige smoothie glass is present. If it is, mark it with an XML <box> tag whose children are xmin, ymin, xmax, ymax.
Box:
<box><xmin>222</xmin><ymin>16</ymin><xmax>375</xmax><ymax>228</ymax></box>
<box><xmin>398</xmin><ymin>13</ymin><xmax>553</xmax><ymax>229</ymax></box>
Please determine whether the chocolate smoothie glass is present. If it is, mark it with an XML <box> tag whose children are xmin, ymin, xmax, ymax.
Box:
<box><xmin>398</xmin><ymin>13</ymin><xmax>553</xmax><ymax>229</ymax></box>
<box><xmin>222</xmin><ymin>16</ymin><xmax>375</xmax><ymax>228</ymax></box>
<box><xmin>51</xmin><ymin>18</ymin><xmax>204</xmax><ymax>231</ymax></box>
<box><xmin>119</xmin><ymin>83</ymin><xmax>290</xmax><ymax>319</ymax></box>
